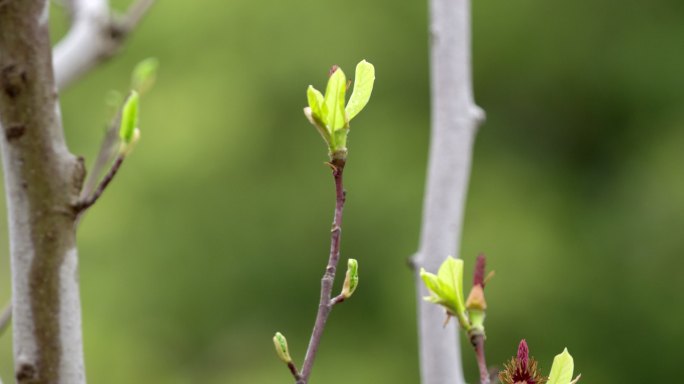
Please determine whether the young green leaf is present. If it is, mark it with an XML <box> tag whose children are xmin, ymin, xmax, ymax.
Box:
<box><xmin>345</xmin><ymin>60</ymin><xmax>375</xmax><ymax>121</ymax></box>
<box><xmin>307</xmin><ymin>85</ymin><xmax>325</xmax><ymax>122</ymax></box>
<box><xmin>437</xmin><ymin>256</ymin><xmax>465</xmax><ymax>315</ymax></box>
<box><xmin>548</xmin><ymin>348</ymin><xmax>574</xmax><ymax>384</ymax></box>
<box><xmin>322</xmin><ymin>67</ymin><xmax>347</xmax><ymax>131</ymax></box>
<box><xmin>341</xmin><ymin>259</ymin><xmax>359</xmax><ymax>298</ymax></box>
<box><xmin>131</xmin><ymin>58</ymin><xmax>159</xmax><ymax>94</ymax></box>
<box><xmin>119</xmin><ymin>91</ymin><xmax>140</xmax><ymax>143</ymax></box>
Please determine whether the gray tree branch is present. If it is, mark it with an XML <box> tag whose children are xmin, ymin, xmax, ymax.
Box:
<box><xmin>54</xmin><ymin>0</ymin><xmax>154</xmax><ymax>89</ymax></box>
<box><xmin>0</xmin><ymin>0</ymin><xmax>152</xmax><ymax>382</ymax></box>
<box><xmin>414</xmin><ymin>0</ymin><xmax>484</xmax><ymax>383</ymax></box>
<box><xmin>0</xmin><ymin>2</ymin><xmax>86</xmax><ymax>382</ymax></box>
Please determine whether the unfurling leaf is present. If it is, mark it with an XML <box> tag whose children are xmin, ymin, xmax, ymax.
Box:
<box><xmin>341</xmin><ymin>259</ymin><xmax>359</xmax><ymax>298</ymax></box>
<box><xmin>323</xmin><ymin>67</ymin><xmax>347</xmax><ymax>131</ymax></box>
<box><xmin>420</xmin><ymin>256</ymin><xmax>469</xmax><ymax>329</ymax></box>
<box><xmin>345</xmin><ymin>60</ymin><xmax>375</xmax><ymax>121</ymax></box>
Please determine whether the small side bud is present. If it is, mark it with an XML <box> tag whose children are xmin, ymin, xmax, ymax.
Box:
<box><xmin>119</xmin><ymin>91</ymin><xmax>140</xmax><ymax>143</ymax></box>
<box><xmin>131</xmin><ymin>58</ymin><xmax>159</xmax><ymax>95</ymax></box>
<box><xmin>341</xmin><ymin>259</ymin><xmax>359</xmax><ymax>298</ymax></box>
<box><xmin>272</xmin><ymin>332</ymin><xmax>292</xmax><ymax>364</ymax></box>
<box><xmin>465</xmin><ymin>285</ymin><xmax>487</xmax><ymax>311</ymax></box>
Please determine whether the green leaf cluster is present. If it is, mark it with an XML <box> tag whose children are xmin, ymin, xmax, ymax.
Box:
<box><xmin>420</xmin><ymin>256</ymin><xmax>469</xmax><ymax>329</ymax></box>
<box><xmin>304</xmin><ymin>60</ymin><xmax>375</xmax><ymax>159</ymax></box>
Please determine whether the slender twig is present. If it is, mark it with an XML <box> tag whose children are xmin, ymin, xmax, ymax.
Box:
<box><xmin>297</xmin><ymin>158</ymin><xmax>347</xmax><ymax>384</ymax></box>
<box><xmin>117</xmin><ymin>0</ymin><xmax>155</xmax><ymax>33</ymax></box>
<box><xmin>329</xmin><ymin>294</ymin><xmax>346</xmax><ymax>306</ymax></box>
<box><xmin>471</xmin><ymin>334</ymin><xmax>490</xmax><ymax>384</ymax></box>
<box><xmin>0</xmin><ymin>301</ymin><xmax>11</xmax><ymax>337</ymax></box>
<box><xmin>80</xmin><ymin>113</ymin><xmax>122</xmax><ymax>201</ymax></box>
<box><xmin>287</xmin><ymin>362</ymin><xmax>301</xmax><ymax>382</ymax></box>
<box><xmin>469</xmin><ymin>254</ymin><xmax>490</xmax><ymax>384</ymax></box>
<box><xmin>76</xmin><ymin>155</ymin><xmax>125</xmax><ymax>213</ymax></box>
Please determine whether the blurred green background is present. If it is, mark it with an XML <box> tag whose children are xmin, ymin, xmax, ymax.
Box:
<box><xmin>2</xmin><ymin>0</ymin><xmax>684</xmax><ymax>382</ymax></box>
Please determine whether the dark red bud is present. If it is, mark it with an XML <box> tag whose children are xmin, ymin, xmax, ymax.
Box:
<box><xmin>517</xmin><ymin>339</ymin><xmax>529</xmax><ymax>371</ymax></box>
<box><xmin>473</xmin><ymin>253</ymin><xmax>486</xmax><ymax>287</ymax></box>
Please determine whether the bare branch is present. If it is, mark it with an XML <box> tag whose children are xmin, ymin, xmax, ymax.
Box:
<box><xmin>0</xmin><ymin>301</ymin><xmax>11</xmax><ymax>336</ymax></box>
<box><xmin>54</xmin><ymin>0</ymin><xmax>155</xmax><ymax>89</ymax></box>
<box><xmin>76</xmin><ymin>154</ymin><xmax>125</xmax><ymax>213</ymax></box>
<box><xmin>414</xmin><ymin>0</ymin><xmax>485</xmax><ymax>383</ymax></box>
<box><xmin>79</xmin><ymin>111</ymin><xmax>121</xmax><ymax>201</ymax></box>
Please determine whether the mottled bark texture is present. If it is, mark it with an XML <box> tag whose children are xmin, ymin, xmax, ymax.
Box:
<box><xmin>0</xmin><ymin>1</ymin><xmax>87</xmax><ymax>383</ymax></box>
<box><xmin>414</xmin><ymin>0</ymin><xmax>484</xmax><ymax>383</ymax></box>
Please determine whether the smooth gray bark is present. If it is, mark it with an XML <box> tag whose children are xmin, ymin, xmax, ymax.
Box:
<box><xmin>0</xmin><ymin>0</ymin><xmax>150</xmax><ymax>382</ymax></box>
<box><xmin>0</xmin><ymin>2</ymin><xmax>86</xmax><ymax>382</ymax></box>
<box><xmin>414</xmin><ymin>0</ymin><xmax>484</xmax><ymax>383</ymax></box>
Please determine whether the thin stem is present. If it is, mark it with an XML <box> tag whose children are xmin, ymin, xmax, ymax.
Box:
<box><xmin>76</xmin><ymin>154</ymin><xmax>125</xmax><ymax>212</ymax></box>
<box><xmin>287</xmin><ymin>362</ymin><xmax>301</xmax><ymax>381</ymax></box>
<box><xmin>471</xmin><ymin>334</ymin><xmax>490</xmax><ymax>384</ymax></box>
<box><xmin>0</xmin><ymin>301</ymin><xmax>11</xmax><ymax>337</ymax></box>
<box><xmin>297</xmin><ymin>159</ymin><xmax>347</xmax><ymax>384</ymax></box>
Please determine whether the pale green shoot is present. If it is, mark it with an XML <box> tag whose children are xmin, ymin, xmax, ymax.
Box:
<box><xmin>420</xmin><ymin>256</ymin><xmax>469</xmax><ymax>329</ymax></box>
<box><xmin>119</xmin><ymin>91</ymin><xmax>139</xmax><ymax>143</ymax></box>
<box><xmin>304</xmin><ymin>60</ymin><xmax>375</xmax><ymax>158</ymax></box>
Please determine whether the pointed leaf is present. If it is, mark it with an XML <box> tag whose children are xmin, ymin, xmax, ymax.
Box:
<box><xmin>420</xmin><ymin>269</ymin><xmax>444</xmax><ymax>298</ymax></box>
<box><xmin>548</xmin><ymin>348</ymin><xmax>574</xmax><ymax>384</ymax></box>
<box><xmin>345</xmin><ymin>60</ymin><xmax>375</xmax><ymax>121</ymax></box>
<box><xmin>323</xmin><ymin>67</ymin><xmax>347</xmax><ymax>131</ymax></box>
<box><xmin>437</xmin><ymin>256</ymin><xmax>465</xmax><ymax>312</ymax></box>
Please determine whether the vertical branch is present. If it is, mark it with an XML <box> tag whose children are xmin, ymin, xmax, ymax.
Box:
<box><xmin>297</xmin><ymin>159</ymin><xmax>347</xmax><ymax>384</ymax></box>
<box><xmin>414</xmin><ymin>0</ymin><xmax>485</xmax><ymax>383</ymax></box>
<box><xmin>0</xmin><ymin>1</ymin><xmax>86</xmax><ymax>383</ymax></box>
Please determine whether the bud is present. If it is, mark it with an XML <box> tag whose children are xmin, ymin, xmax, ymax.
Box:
<box><xmin>272</xmin><ymin>332</ymin><xmax>292</xmax><ymax>364</ymax></box>
<box><xmin>341</xmin><ymin>259</ymin><xmax>359</xmax><ymax>298</ymax></box>
<box><xmin>499</xmin><ymin>339</ymin><xmax>546</xmax><ymax>384</ymax></box>
<box><xmin>131</xmin><ymin>58</ymin><xmax>159</xmax><ymax>95</ymax></box>
<box><xmin>465</xmin><ymin>284</ymin><xmax>487</xmax><ymax>311</ymax></box>
<box><xmin>119</xmin><ymin>91</ymin><xmax>140</xmax><ymax>143</ymax></box>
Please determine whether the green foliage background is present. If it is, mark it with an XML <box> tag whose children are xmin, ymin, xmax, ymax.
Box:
<box><xmin>2</xmin><ymin>0</ymin><xmax>683</xmax><ymax>382</ymax></box>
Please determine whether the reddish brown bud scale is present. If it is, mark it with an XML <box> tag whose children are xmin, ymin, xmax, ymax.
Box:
<box><xmin>518</xmin><ymin>339</ymin><xmax>529</xmax><ymax>371</ymax></box>
<box><xmin>474</xmin><ymin>253</ymin><xmax>486</xmax><ymax>287</ymax></box>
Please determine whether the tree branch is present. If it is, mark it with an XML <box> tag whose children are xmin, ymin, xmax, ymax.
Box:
<box><xmin>54</xmin><ymin>0</ymin><xmax>155</xmax><ymax>89</ymax></box>
<box><xmin>0</xmin><ymin>301</ymin><xmax>11</xmax><ymax>337</ymax></box>
<box><xmin>297</xmin><ymin>159</ymin><xmax>347</xmax><ymax>384</ymax></box>
<box><xmin>413</xmin><ymin>0</ymin><xmax>485</xmax><ymax>383</ymax></box>
<box><xmin>76</xmin><ymin>154</ymin><xmax>125</xmax><ymax>212</ymax></box>
<box><xmin>0</xmin><ymin>1</ymin><xmax>87</xmax><ymax>382</ymax></box>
